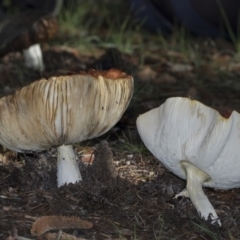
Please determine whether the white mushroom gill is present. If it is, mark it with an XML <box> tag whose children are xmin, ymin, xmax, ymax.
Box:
<box><xmin>136</xmin><ymin>97</ymin><xmax>240</xmax><ymax>225</ymax></box>
<box><xmin>0</xmin><ymin>69</ymin><xmax>134</xmax><ymax>187</ymax></box>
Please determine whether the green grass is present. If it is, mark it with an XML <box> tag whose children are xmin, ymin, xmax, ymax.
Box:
<box><xmin>113</xmin><ymin>129</ymin><xmax>148</xmax><ymax>155</ymax></box>
<box><xmin>153</xmin><ymin>215</ymin><xmax>166</xmax><ymax>240</ymax></box>
<box><xmin>58</xmin><ymin>1</ymin><xmax>144</xmax><ymax>55</ymax></box>
<box><xmin>191</xmin><ymin>221</ymin><xmax>220</xmax><ymax>240</ymax></box>
<box><xmin>216</xmin><ymin>0</ymin><xmax>240</xmax><ymax>53</ymax></box>
<box><xmin>57</xmin><ymin>0</ymin><xmax>240</xmax><ymax>69</ymax></box>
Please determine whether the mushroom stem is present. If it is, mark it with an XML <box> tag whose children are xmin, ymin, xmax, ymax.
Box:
<box><xmin>22</xmin><ymin>43</ymin><xmax>44</xmax><ymax>71</ymax></box>
<box><xmin>177</xmin><ymin>161</ymin><xmax>221</xmax><ymax>225</ymax></box>
<box><xmin>57</xmin><ymin>144</ymin><xmax>82</xmax><ymax>187</ymax></box>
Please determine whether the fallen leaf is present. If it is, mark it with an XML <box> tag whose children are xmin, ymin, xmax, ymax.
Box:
<box><xmin>170</xmin><ymin>63</ymin><xmax>192</xmax><ymax>73</ymax></box>
<box><xmin>136</xmin><ymin>65</ymin><xmax>157</xmax><ymax>81</ymax></box>
<box><xmin>167</xmin><ymin>50</ymin><xmax>185</xmax><ymax>59</ymax></box>
<box><xmin>81</xmin><ymin>153</ymin><xmax>95</xmax><ymax>164</ymax></box>
<box><xmin>228</xmin><ymin>62</ymin><xmax>240</xmax><ymax>73</ymax></box>
<box><xmin>152</xmin><ymin>73</ymin><xmax>176</xmax><ymax>84</ymax></box>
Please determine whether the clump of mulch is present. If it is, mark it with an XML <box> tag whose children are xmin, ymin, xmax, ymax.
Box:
<box><xmin>1</xmin><ymin>138</ymin><xmax>240</xmax><ymax>240</ymax></box>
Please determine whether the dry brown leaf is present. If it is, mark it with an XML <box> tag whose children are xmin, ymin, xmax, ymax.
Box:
<box><xmin>136</xmin><ymin>65</ymin><xmax>158</xmax><ymax>81</ymax></box>
<box><xmin>81</xmin><ymin>153</ymin><xmax>95</xmax><ymax>165</ymax></box>
<box><xmin>170</xmin><ymin>63</ymin><xmax>192</xmax><ymax>73</ymax></box>
<box><xmin>212</xmin><ymin>53</ymin><xmax>232</xmax><ymax>65</ymax></box>
<box><xmin>152</xmin><ymin>73</ymin><xmax>176</xmax><ymax>84</ymax></box>
<box><xmin>228</xmin><ymin>62</ymin><xmax>240</xmax><ymax>74</ymax></box>
<box><xmin>31</xmin><ymin>216</ymin><xmax>93</xmax><ymax>236</ymax></box>
<box><xmin>167</xmin><ymin>50</ymin><xmax>185</xmax><ymax>59</ymax></box>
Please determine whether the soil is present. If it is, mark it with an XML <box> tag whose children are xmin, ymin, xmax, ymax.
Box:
<box><xmin>1</xmin><ymin>38</ymin><xmax>240</xmax><ymax>239</ymax></box>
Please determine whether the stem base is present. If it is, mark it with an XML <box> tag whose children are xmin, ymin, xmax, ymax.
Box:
<box><xmin>57</xmin><ymin>145</ymin><xmax>82</xmax><ymax>187</ymax></box>
<box><xmin>175</xmin><ymin>161</ymin><xmax>221</xmax><ymax>226</ymax></box>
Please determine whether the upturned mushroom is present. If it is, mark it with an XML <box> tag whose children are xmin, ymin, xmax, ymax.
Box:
<box><xmin>0</xmin><ymin>10</ymin><xmax>58</xmax><ymax>71</ymax></box>
<box><xmin>136</xmin><ymin>97</ymin><xmax>240</xmax><ymax>225</ymax></box>
<box><xmin>0</xmin><ymin>68</ymin><xmax>134</xmax><ymax>187</ymax></box>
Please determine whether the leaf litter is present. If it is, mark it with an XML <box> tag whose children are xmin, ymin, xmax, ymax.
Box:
<box><xmin>1</xmin><ymin>31</ymin><xmax>240</xmax><ymax>240</ymax></box>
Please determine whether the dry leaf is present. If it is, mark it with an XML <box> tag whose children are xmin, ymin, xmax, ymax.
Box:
<box><xmin>153</xmin><ymin>73</ymin><xmax>176</xmax><ymax>84</ymax></box>
<box><xmin>81</xmin><ymin>153</ymin><xmax>95</xmax><ymax>164</ymax></box>
<box><xmin>136</xmin><ymin>65</ymin><xmax>157</xmax><ymax>81</ymax></box>
<box><xmin>31</xmin><ymin>216</ymin><xmax>93</xmax><ymax>236</ymax></box>
<box><xmin>170</xmin><ymin>63</ymin><xmax>192</xmax><ymax>73</ymax></box>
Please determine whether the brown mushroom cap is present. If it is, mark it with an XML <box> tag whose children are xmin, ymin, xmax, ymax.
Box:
<box><xmin>0</xmin><ymin>68</ymin><xmax>134</xmax><ymax>152</ymax></box>
<box><xmin>0</xmin><ymin>10</ymin><xmax>58</xmax><ymax>56</ymax></box>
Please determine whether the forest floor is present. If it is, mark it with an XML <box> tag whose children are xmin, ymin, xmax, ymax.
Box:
<box><xmin>1</xmin><ymin>1</ymin><xmax>240</xmax><ymax>239</ymax></box>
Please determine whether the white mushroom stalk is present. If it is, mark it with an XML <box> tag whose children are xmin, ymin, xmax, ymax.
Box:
<box><xmin>23</xmin><ymin>43</ymin><xmax>44</xmax><ymax>71</ymax></box>
<box><xmin>0</xmin><ymin>10</ymin><xmax>58</xmax><ymax>71</ymax></box>
<box><xmin>136</xmin><ymin>97</ymin><xmax>240</xmax><ymax>225</ymax></box>
<box><xmin>174</xmin><ymin>161</ymin><xmax>219</xmax><ymax>224</ymax></box>
<box><xmin>57</xmin><ymin>145</ymin><xmax>82</xmax><ymax>187</ymax></box>
<box><xmin>0</xmin><ymin>69</ymin><xmax>134</xmax><ymax>187</ymax></box>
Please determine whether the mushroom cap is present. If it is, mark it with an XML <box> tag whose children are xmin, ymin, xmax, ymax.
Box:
<box><xmin>0</xmin><ymin>10</ymin><xmax>58</xmax><ymax>56</ymax></box>
<box><xmin>137</xmin><ymin>97</ymin><xmax>240</xmax><ymax>189</ymax></box>
<box><xmin>0</xmin><ymin>68</ymin><xmax>133</xmax><ymax>152</ymax></box>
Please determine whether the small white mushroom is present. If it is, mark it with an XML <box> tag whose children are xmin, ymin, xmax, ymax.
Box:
<box><xmin>0</xmin><ymin>68</ymin><xmax>134</xmax><ymax>187</ymax></box>
<box><xmin>0</xmin><ymin>10</ymin><xmax>58</xmax><ymax>71</ymax></box>
<box><xmin>136</xmin><ymin>97</ymin><xmax>240</xmax><ymax>225</ymax></box>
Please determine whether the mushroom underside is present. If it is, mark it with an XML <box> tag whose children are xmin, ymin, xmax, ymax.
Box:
<box><xmin>174</xmin><ymin>161</ymin><xmax>221</xmax><ymax>226</ymax></box>
<box><xmin>57</xmin><ymin>144</ymin><xmax>82</xmax><ymax>187</ymax></box>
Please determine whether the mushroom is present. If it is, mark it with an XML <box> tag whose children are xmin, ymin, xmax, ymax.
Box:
<box><xmin>0</xmin><ymin>10</ymin><xmax>58</xmax><ymax>71</ymax></box>
<box><xmin>0</xmin><ymin>68</ymin><xmax>134</xmax><ymax>187</ymax></box>
<box><xmin>136</xmin><ymin>97</ymin><xmax>240</xmax><ymax>225</ymax></box>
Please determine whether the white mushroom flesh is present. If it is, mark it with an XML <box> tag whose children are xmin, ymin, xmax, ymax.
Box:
<box><xmin>137</xmin><ymin>97</ymin><xmax>240</xmax><ymax>225</ymax></box>
<box><xmin>57</xmin><ymin>144</ymin><xmax>82</xmax><ymax>187</ymax></box>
